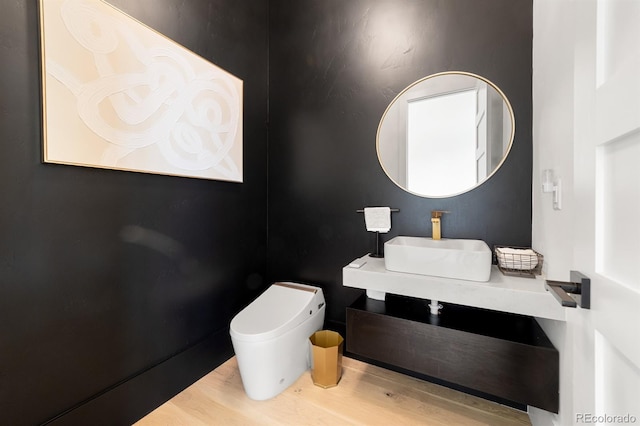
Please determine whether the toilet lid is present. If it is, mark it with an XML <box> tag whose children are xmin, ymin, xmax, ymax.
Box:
<box><xmin>230</xmin><ymin>283</ymin><xmax>319</xmax><ymax>342</ymax></box>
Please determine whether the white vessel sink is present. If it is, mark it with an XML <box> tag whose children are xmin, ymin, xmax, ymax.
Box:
<box><xmin>384</xmin><ymin>236</ymin><xmax>492</xmax><ymax>282</ymax></box>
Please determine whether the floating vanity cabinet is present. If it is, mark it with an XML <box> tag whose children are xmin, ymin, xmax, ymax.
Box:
<box><xmin>346</xmin><ymin>294</ymin><xmax>559</xmax><ymax>413</ymax></box>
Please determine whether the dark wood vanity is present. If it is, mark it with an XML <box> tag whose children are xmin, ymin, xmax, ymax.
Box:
<box><xmin>346</xmin><ymin>294</ymin><xmax>559</xmax><ymax>413</ymax></box>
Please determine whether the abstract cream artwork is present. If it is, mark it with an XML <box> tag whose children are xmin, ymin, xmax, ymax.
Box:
<box><xmin>39</xmin><ymin>0</ymin><xmax>243</xmax><ymax>182</ymax></box>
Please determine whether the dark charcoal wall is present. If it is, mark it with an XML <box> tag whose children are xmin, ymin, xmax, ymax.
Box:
<box><xmin>1</xmin><ymin>0</ymin><xmax>533</xmax><ymax>422</ymax></box>
<box><xmin>268</xmin><ymin>0</ymin><xmax>533</xmax><ymax>327</ymax></box>
<box><xmin>0</xmin><ymin>1</ymin><xmax>267</xmax><ymax>424</ymax></box>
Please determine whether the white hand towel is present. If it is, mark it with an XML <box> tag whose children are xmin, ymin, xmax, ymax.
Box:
<box><xmin>495</xmin><ymin>247</ymin><xmax>538</xmax><ymax>270</ymax></box>
<box><xmin>364</xmin><ymin>207</ymin><xmax>391</xmax><ymax>233</ymax></box>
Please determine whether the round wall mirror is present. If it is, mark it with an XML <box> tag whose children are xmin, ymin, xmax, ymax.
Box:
<box><xmin>377</xmin><ymin>71</ymin><xmax>515</xmax><ymax>198</ymax></box>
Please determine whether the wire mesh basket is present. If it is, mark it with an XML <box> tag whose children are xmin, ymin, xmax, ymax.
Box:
<box><xmin>494</xmin><ymin>246</ymin><xmax>543</xmax><ymax>278</ymax></box>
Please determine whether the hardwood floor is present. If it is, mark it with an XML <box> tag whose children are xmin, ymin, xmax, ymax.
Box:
<box><xmin>136</xmin><ymin>356</ymin><xmax>531</xmax><ymax>425</ymax></box>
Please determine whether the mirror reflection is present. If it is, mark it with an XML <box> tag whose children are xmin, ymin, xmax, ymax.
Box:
<box><xmin>377</xmin><ymin>72</ymin><xmax>515</xmax><ymax>197</ymax></box>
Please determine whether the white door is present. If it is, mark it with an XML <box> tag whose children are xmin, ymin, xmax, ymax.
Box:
<box><xmin>572</xmin><ymin>0</ymin><xmax>640</xmax><ymax>422</ymax></box>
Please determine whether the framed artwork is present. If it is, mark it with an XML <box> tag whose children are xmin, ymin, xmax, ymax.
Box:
<box><xmin>39</xmin><ymin>0</ymin><xmax>243</xmax><ymax>182</ymax></box>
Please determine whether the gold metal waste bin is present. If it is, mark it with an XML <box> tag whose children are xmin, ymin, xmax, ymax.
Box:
<box><xmin>309</xmin><ymin>330</ymin><xmax>344</xmax><ymax>388</ymax></box>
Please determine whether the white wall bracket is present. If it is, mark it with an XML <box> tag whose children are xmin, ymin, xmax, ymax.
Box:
<box><xmin>542</xmin><ymin>169</ymin><xmax>562</xmax><ymax>210</ymax></box>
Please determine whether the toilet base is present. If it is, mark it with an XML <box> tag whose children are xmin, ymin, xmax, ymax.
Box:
<box><xmin>231</xmin><ymin>308</ymin><xmax>325</xmax><ymax>400</ymax></box>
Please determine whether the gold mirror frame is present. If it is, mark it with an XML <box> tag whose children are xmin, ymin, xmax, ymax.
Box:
<box><xmin>376</xmin><ymin>71</ymin><xmax>515</xmax><ymax>198</ymax></box>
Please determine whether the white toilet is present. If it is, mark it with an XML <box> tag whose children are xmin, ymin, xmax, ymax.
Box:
<box><xmin>229</xmin><ymin>282</ymin><xmax>326</xmax><ymax>400</ymax></box>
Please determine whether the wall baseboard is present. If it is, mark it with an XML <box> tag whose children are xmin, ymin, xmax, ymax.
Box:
<box><xmin>529</xmin><ymin>406</ymin><xmax>560</xmax><ymax>426</ymax></box>
<box><xmin>45</xmin><ymin>329</ymin><xmax>234</xmax><ymax>426</ymax></box>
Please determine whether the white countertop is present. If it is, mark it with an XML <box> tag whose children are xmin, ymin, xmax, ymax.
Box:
<box><xmin>343</xmin><ymin>254</ymin><xmax>566</xmax><ymax>321</ymax></box>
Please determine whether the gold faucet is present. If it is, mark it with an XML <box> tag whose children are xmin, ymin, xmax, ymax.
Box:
<box><xmin>431</xmin><ymin>210</ymin><xmax>449</xmax><ymax>240</ymax></box>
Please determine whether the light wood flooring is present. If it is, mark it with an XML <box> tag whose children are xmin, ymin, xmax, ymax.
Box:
<box><xmin>136</xmin><ymin>356</ymin><xmax>531</xmax><ymax>425</ymax></box>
